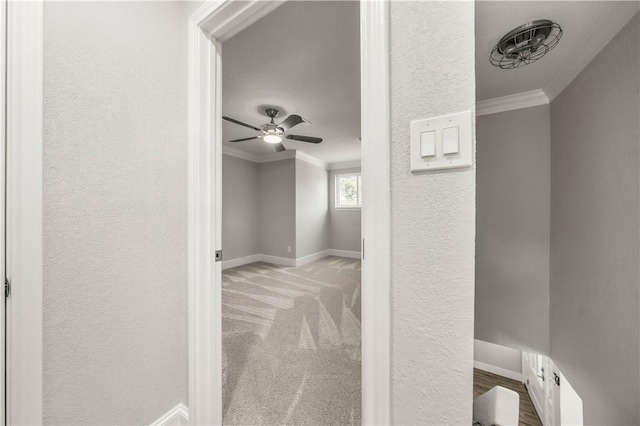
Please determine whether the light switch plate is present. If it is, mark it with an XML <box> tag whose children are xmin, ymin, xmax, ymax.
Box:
<box><xmin>410</xmin><ymin>110</ymin><xmax>473</xmax><ymax>172</ymax></box>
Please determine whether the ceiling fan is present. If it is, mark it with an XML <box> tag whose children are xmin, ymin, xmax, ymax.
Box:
<box><xmin>223</xmin><ymin>107</ymin><xmax>323</xmax><ymax>152</ymax></box>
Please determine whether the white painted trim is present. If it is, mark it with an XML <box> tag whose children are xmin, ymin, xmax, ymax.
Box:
<box><xmin>221</xmin><ymin>145</ymin><xmax>259</xmax><ymax>163</ymax></box>
<box><xmin>259</xmin><ymin>254</ymin><xmax>297</xmax><ymax>268</ymax></box>
<box><xmin>151</xmin><ymin>403</ymin><xmax>190</xmax><ymax>426</ymax></box>
<box><xmin>360</xmin><ymin>1</ymin><xmax>391</xmax><ymax>424</ymax></box>
<box><xmin>222</xmin><ymin>145</ymin><xmax>328</xmax><ymax>170</ymax></box>
<box><xmin>476</xmin><ymin>89</ymin><xmax>549</xmax><ymax>116</ymax></box>
<box><xmin>295</xmin><ymin>249</ymin><xmax>330</xmax><ymax>267</ymax></box>
<box><xmin>328</xmin><ymin>249</ymin><xmax>361</xmax><ymax>259</ymax></box>
<box><xmin>258</xmin><ymin>150</ymin><xmax>296</xmax><ymax>163</ymax></box>
<box><xmin>474</xmin><ymin>361</ymin><xmax>523</xmax><ymax>383</ymax></box>
<box><xmin>190</xmin><ymin>0</ymin><xmax>391</xmax><ymax>424</ymax></box>
<box><xmin>5</xmin><ymin>1</ymin><xmax>44</xmax><ymax>423</ymax></box>
<box><xmin>0</xmin><ymin>0</ymin><xmax>6</xmax><ymax>422</ymax></box>
<box><xmin>545</xmin><ymin>5</ymin><xmax>638</xmax><ymax>100</ymax></box>
<box><xmin>195</xmin><ymin>1</ymin><xmax>285</xmax><ymax>44</ymax></box>
<box><xmin>329</xmin><ymin>159</ymin><xmax>360</xmax><ymax>170</ymax></box>
<box><xmin>188</xmin><ymin>5</ymin><xmax>224</xmax><ymax>423</ymax></box>
<box><xmin>222</xmin><ymin>254</ymin><xmax>261</xmax><ymax>270</ymax></box>
<box><xmin>296</xmin><ymin>150</ymin><xmax>328</xmax><ymax>170</ymax></box>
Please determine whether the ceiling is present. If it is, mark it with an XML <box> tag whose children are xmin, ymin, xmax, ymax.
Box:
<box><xmin>222</xmin><ymin>1</ymin><xmax>360</xmax><ymax>165</ymax></box>
<box><xmin>476</xmin><ymin>1</ymin><xmax>640</xmax><ymax>101</ymax></box>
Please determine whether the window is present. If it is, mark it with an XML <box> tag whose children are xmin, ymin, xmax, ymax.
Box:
<box><xmin>335</xmin><ymin>173</ymin><xmax>362</xmax><ymax>208</ymax></box>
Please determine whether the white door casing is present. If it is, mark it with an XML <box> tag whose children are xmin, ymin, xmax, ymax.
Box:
<box><xmin>4</xmin><ymin>0</ymin><xmax>44</xmax><ymax>423</ymax></box>
<box><xmin>187</xmin><ymin>0</ymin><xmax>391</xmax><ymax>424</ymax></box>
<box><xmin>0</xmin><ymin>0</ymin><xmax>6</xmax><ymax>421</ymax></box>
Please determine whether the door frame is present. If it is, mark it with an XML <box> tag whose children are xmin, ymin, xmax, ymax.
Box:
<box><xmin>187</xmin><ymin>0</ymin><xmax>391</xmax><ymax>424</ymax></box>
<box><xmin>3</xmin><ymin>0</ymin><xmax>44</xmax><ymax>424</ymax></box>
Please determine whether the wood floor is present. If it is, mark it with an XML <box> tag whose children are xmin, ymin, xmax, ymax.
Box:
<box><xmin>473</xmin><ymin>369</ymin><xmax>542</xmax><ymax>426</ymax></box>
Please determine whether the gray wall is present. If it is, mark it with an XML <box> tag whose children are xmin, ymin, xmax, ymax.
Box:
<box><xmin>43</xmin><ymin>2</ymin><xmax>188</xmax><ymax>423</ymax></box>
<box><xmin>390</xmin><ymin>1</ymin><xmax>475</xmax><ymax>423</ymax></box>
<box><xmin>474</xmin><ymin>339</ymin><xmax>522</xmax><ymax>375</ymax></box>
<box><xmin>258</xmin><ymin>159</ymin><xmax>297</xmax><ymax>259</ymax></box>
<box><xmin>295</xmin><ymin>159</ymin><xmax>330</xmax><ymax>258</ymax></box>
<box><xmin>222</xmin><ymin>154</ymin><xmax>260</xmax><ymax>260</ymax></box>
<box><xmin>475</xmin><ymin>105</ymin><xmax>550</xmax><ymax>354</ymax></box>
<box><xmin>329</xmin><ymin>167</ymin><xmax>362</xmax><ymax>252</ymax></box>
<box><xmin>550</xmin><ymin>13</ymin><xmax>640</xmax><ymax>425</ymax></box>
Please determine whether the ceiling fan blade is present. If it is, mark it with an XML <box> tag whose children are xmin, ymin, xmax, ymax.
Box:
<box><xmin>223</xmin><ymin>116</ymin><xmax>261</xmax><ymax>131</ymax></box>
<box><xmin>274</xmin><ymin>143</ymin><xmax>286</xmax><ymax>152</ymax></box>
<box><xmin>277</xmin><ymin>114</ymin><xmax>305</xmax><ymax>132</ymax></box>
<box><xmin>228</xmin><ymin>136</ymin><xmax>259</xmax><ymax>143</ymax></box>
<box><xmin>286</xmin><ymin>134</ymin><xmax>323</xmax><ymax>144</ymax></box>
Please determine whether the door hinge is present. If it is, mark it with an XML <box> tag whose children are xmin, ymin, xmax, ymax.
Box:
<box><xmin>553</xmin><ymin>372</ymin><xmax>560</xmax><ymax>386</ymax></box>
<box><xmin>215</xmin><ymin>250</ymin><xmax>222</xmax><ymax>262</ymax></box>
<box><xmin>362</xmin><ymin>239</ymin><xmax>365</xmax><ymax>260</ymax></box>
<box><xmin>5</xmin><ymin>278</ymin><xmax>9</xmax><ymax>298</ymax></box>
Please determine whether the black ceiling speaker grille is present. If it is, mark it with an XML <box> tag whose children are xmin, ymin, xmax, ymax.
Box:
<box><xmin>490</xmin><ymin>20</ymin><xmax>563</xmax><ymax>69</ymax></box>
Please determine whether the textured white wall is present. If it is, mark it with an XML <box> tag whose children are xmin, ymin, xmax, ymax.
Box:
<box><xmin>550</xmin><ymin>13</ymin><xmax>640</xmax><ymax>425</ymax></box>
<box><xmin>43</xmin><ymin>2</ymin><xmax>188</xmax><ymax>424</ymax></box>
<box><xmin>475</xmin><ymin>105</ymin><xmax>550</xmax><ymax>354</ymax></box>
<box><xmin>258</xmin><ymin>159</ymin><xmax>297</xmax><ymax>259</ymax></box>
<box><xmin>328</xmin><ymin>167</ymin><xmax>361</xmax><ymax>252</ymax></box>
<box><xmin>295</xmin><ymin>159</ymin><xmax>330</xmax><ymax>258</ymax></box>
<box><xmin>222</xmin><ymin>154</ymin><xmax>260</xmax><ymax>260</ymax></box>
<box><xmin>390</xmin><ymin>2</ymin><xmax>476</xmax><ymax>424</ymax></box>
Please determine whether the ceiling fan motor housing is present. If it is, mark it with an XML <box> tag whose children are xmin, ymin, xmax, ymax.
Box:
<box><xmin>490</xmin><ymin>19</ymin><xmax>563</xmax><ymax>69</ymax></box>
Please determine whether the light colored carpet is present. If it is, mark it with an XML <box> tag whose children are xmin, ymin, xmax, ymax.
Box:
<box><xmin>222</xmin><ymin>256</ymin><xmax>362</xmax><ymax>425</ymax></box>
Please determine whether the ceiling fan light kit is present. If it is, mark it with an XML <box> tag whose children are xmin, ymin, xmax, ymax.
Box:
<box><xmin>263</xmin><ymin>135</ymin><xmax>282</xmax><ymax>144</ymax></box>
<box><xmin>490</xmin><ymin>19</ymin><xmax>563</xmax><ymax>69</ymax></box>
<box><xmin>223</xmin><ymin>107</ymin><xmax>323</xmax><ymax>152</ymax></box>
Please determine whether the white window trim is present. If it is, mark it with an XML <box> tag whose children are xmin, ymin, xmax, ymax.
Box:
<box><xmin>334</xmin><ymin>172</ymin><xmax>362</xmax><ymax>210</ymax></box>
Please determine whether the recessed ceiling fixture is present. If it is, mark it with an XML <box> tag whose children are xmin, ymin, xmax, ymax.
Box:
<box><xmin>223</xmin><ymin>107</ymin><xmax>323</xmax><ymax>152</ymax></box>
<box><xmin>490</xmin><ymin>19</ymin><xmax>563</xmax><ymax>69</ymax></box>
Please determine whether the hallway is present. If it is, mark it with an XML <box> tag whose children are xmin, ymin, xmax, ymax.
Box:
<box><xmin>222</xmin><ymin>257</ymin><xmax>361</xmax><ymax>425</ymax></box>
<box><xmin>473</xmin><ymin>369</ymin><xmax>542</xmax><ymax>426</ymax></box>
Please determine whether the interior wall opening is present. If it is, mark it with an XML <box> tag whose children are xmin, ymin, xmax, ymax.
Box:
<box><xmin>218</xmin><ymin>2</ymin><xmax>362</xmax><ymax>424</ymax></box>
<box><xmin>473</xmin><ymin>2</ymin><xmax>640</xmax><ymax>425</ymax></box>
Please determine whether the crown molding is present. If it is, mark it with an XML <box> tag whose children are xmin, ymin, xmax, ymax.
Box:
<box><xmin>329</xmin><ymin>160</ymin><xmax>361</xmax><ymax>171</ymax></box>
<box><xmin>221</xmin><ymin>145</ymin><xmax>259</xmax><ymax>162</ymax></box>
<box><xmin>222</xmin><ymin>145</ymin><xmax>329</xmax><ymax>168</ymax></box>
<box><xmin>222</xmin><ymin>145</ymin><xmax>363</xmax><ymax>171</ymax></box>
<box><xmin>544</xmin><ymin>4</ymin><xmax>638</xmax><ymax>100</ymax></box>
<box><xmin>257</xmin><ymin>150</ymin><xmax>296</xmax><ymax>163</ymax></box>
<box><xmin>296</xmin><ymin>151</ymin><xmax>328</xmax><ymax>170</ymax></box>
<box><xmin>476</xmin><ymin>89</ymin><xmax>549</xmax><ymax>116</ymax></box>
<box><xmin>221</xmin><ymin>145</ymin><xmax>295</xmax><ymax>163</ymax></box>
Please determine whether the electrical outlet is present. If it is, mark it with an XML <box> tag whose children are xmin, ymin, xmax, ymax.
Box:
<box><xmin>287</xmin><ymin>246</ymin><xmax>292</xmax><ymax>253</ymax></box>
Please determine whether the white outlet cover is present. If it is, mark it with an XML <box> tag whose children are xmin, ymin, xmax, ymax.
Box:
<box><xmin>410</xmin><ymin>110</ymin><xmax>473</xmax><ymax>172</ymax></box>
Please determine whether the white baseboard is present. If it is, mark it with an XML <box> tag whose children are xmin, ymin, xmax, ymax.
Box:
<box><xmin>295</xmin><ymin>249</ymin><xmax>330</xmax><ymax>267</ymax></box>
<box><xmin>151</xmin><ymin>403</ymin><xmax>189</xmax><ymax>426</ymax></box>
<box><xmin>222</xmin><ymin>254</ymin><xmax>261</xmax><ymax>270</ymax></box>
<box><xmin>474</xmin><ymin>361</ymin><xmax>523</xmax><ymax>382</ymax></box>
<box><xmin>328</xmin><ymin>249</ymin><xmax>361</xmax><ymax>259</ymax></box>
<box><xmin>222</xmin><ymin>249</ymin><xmax>362</xmax><ymax>270</ymax></box>
<box><xmin>258</xmin><ymin>254</ymin><xmax>297</xmax><ymax>267</ymax></box>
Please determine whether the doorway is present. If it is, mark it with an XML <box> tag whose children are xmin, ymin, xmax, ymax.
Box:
<box><xmin>219</xmin><ymin>3</ymin><xmax>362</xmax><ymax>422</ymax></box>
<box><xmin>186</xmin><ymin>0</ymin><xmax>390</xmax><ymax>424</ymax></box>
